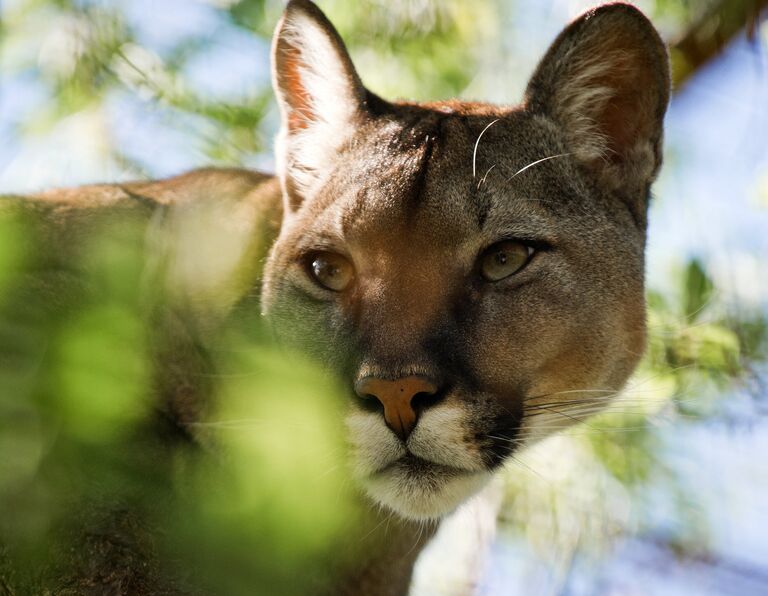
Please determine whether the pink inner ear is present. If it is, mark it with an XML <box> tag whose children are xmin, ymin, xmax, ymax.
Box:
<box><xmin>278</xmin><ymin>43</ymin><xmax>313</xmax><ymax>132</ymax></box>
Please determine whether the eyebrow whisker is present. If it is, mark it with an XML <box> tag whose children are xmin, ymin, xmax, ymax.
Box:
<box><xmin>472</xmin><ymin>118</ymin><xmax>500</xmax><ymax>179</ymax></box>
<box><xmin>477</xmin><ymin>164</ymin><xmax>497</xmax><ymax>190</ymax></box>
<box><xmin>506</xmin><ymin>153</ymin><xmax>572</xmax><ymax>182</ymax></box>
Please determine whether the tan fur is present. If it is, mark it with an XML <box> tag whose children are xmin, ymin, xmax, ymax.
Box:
<box><xmin>4</xmin><ymin>1</ymin><xmax>670</xmax><ymax>594</ymax></box>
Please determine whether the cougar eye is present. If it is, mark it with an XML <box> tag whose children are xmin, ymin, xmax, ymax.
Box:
<box><xmin>479</xmin><ymin>240</ymin><xmax>533</xmax><ymax>281</ymax></box>
<box><xmin>307</xmin><ymin>251</ymin><xmax>354</xmax><ymax>291</ymax></box>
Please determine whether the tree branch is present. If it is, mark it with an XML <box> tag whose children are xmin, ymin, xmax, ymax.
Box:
<box><xmin>670</xmin><ymin>0</ymin><xmax>768</xmax><ymax>90</ymax></box>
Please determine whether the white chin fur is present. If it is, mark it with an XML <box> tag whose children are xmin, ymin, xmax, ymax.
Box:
<box><xmin>363</xmin><ymin>466</ymin><xmax>492</xmax><ymax>521</ymax></box>
<box><xmin>346</xmin><ymin>407</ymin><xmax>493</xmax><ymax>520</ymax></box>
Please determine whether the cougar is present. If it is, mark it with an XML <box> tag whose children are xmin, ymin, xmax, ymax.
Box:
<box><xmin>2</xmin><ymin>0</ymin><xmax>669</xmax><ymax>594</ymax></box>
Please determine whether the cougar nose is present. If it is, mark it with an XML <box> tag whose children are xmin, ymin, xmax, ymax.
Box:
<box><xmin>354</xmin><ymin>375</ymin><xmax>440</xmax><ymax>441</ymax></box>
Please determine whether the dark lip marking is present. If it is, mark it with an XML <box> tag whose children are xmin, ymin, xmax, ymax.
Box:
<box><xmin>372</xmin><ymin>452</ymin><xmax>476</xmax><ymax>478</ymax></box>
<box><xmin>482</xmin><ymin>394</ymin><xmax>525</xmax><ymax>468</ymax></box>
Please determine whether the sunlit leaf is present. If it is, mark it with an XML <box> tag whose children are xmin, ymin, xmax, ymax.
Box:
<box><xmin>682</xmin><ymin>258</ymin><xmax>713</xmax><ymax>322</ymax></box>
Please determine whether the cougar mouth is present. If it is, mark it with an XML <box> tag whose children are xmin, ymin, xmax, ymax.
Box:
<box><xmin>346</xmin><ymin>403</ymin><xmax>501</xmax><ymax>518</ymax></box>
<box><xmin>363</xmin><ymin>453</ymin><xmax>491</xmax><ymax>520</ymax></box>
<box><xmin>373</xmin><ymin>453</ymin><xmax>477</xmax><ymax>478</ymax></box>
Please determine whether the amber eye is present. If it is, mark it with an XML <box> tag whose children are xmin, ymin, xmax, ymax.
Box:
<box><xmin>307</xmin><ymin>251</ymin><xmax>355</xmax><ymax>291</ymax></box>
<box><xmin>479</xmin><ymin>240</ymin><xmax>533</xmax><ymax>281</ymax></box>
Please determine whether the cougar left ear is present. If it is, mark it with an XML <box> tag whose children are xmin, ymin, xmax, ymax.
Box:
<box><xmin>524</xmin><ymin>3</ymin><xmax>670</xmax><ymax>221</ymax></box>
<box><xmin>272</xmin><ymin>0</ymin><xmax>367</xmax><ymax>211</ymax></box>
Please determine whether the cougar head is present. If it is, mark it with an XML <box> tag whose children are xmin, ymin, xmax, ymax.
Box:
<box><xmin>261</xmin><ymin>0</ymin><xmax>670</xmax><ymax>520</ymax></box>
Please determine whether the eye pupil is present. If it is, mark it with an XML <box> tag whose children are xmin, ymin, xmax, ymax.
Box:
<box><xmin>313</xmin><ymin>260</ymin><xmax>335</xmax><ymax>278</ymax></box>
<box><xmin>479</xmin><ymin>241</ymin><xmax>532</xmax><ymax>282</ymax></box>
<box><xmin>308</xmin><ymin>252</ymin><xmax>354</xmax><ymax>291</ymax></box>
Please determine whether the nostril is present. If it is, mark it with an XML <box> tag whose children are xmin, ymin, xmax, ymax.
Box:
<box><xmin>411</xmin><ymin>389</ymin><xmax>443</xmax><ymax>414</ymax></box>
<box><xmin>358</xmin><ymin>392</ymin><xmax>384</xmax><ymax>413</ymax></box>
<box><xmin>353</xmin><ymin>378</ymin><xmax>385</xmax><ymax>413</ymax></box>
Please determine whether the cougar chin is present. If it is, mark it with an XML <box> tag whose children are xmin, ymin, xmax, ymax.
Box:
<box><xmin>363</xmin><ymin>458</ymin><xmax>492</xmax><ymax>520</ymax></box>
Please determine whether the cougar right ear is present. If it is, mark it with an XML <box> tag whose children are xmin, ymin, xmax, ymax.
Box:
<box><xmin>272</xmin><ymin>0</ymin><xmax>367</xmax><ymax>212</ymax></box>
<box><xmin>524</xmin><ymin>3</ymin><xmax>670</xmax><ymax>222</ymax></box>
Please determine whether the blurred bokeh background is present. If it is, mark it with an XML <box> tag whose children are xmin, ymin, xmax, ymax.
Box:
<box><xmin>1</xmin><ymin>0</ymin><xmax>767</xmax><ymax>594</ymax></box>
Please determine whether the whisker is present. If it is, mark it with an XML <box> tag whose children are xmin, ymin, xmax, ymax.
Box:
<box><xmin>525</xmin><ymin>388</ymin><xmax>618</xmax><ymax>400</ymax></box>
<box><xmin>524</xmin><ymin>404</ymin><xmax>599</xmax><ymax>428</ymax></box>
<box><xmin>187</xmin><ymin>418</ymin><xmax>274</xmax><ymax>428</ymax></box>
<box><xmin>524</xmin><ymin>364</ymin><xmax>700</xmax><ymax>404</ymax></box>
<box><xmin>505</xmin><ymin>153</ymin><xmax>572</xmax><ymax>182</ymax></box>
<box><xmin>407</xmin><ymin>518</ymin><xmax>429</xmax><ymax>556</ymax></box>
<box><xmin>626</xmin><ymin>364</ymin><xmax>699</xmax><ymax>389</ymax></box>
<box><xmin>317</xmin><ymin>462</ymin><xmax>343</xmax><ymax>479</ymax></box>
<box><xmin>524</xmin><ymin>396</ymin><xmax>673</xmax><ymax>410</ymax></box>
<box><xmin>477</xmin><ymin>164</ymin><xmax>497</xmax><ymax>190</ymax></box>
<box><xmin>359</xmin><ymin>511</ymin><xmax>392</xmax><ymax>543</ymax></box>
<box><xmin>523</xmin><ymin>398</ymin><xmax>702</xmax><ymax>424</ymax></box>
<box><xmin>186</xmin><ymin>420</ymin><xmax>353</xmax><ymax>441</ymax></box>
<box><xmin>646</xmin><ymin>318</ymin><xmax>719</xmax><ymax>337</ymax></box>
<box><xmin>522</xmin><ymin>408</ymin><xmax>651</xmax><ymax>424</ymax></box>
<box><xmin>515</xmin><ymin>424</ymin><xmax>652</xmax><ymax>439</ymax></box>
<box><xmin>526</xmin><ymin>404</ymin><xmax>640</xmax><ymax>418</ymax></box>
<box><xmin>192</xmin><ymin>371</ymin><xmax>274</xmax><ymax>378</ymax></box>
<box><xmin>507</xmin><ymin>453</ymin><xmax>547</xmax><ymax>481</ymax></box>
<box><xmin>472</xmin><ymin>119</ymin><xmax>500</xmax><ymax>179</ymax></box>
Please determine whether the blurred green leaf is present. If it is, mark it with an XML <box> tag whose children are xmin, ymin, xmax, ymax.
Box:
<box><xmin>683</xmin><ymin>258</ymin><xmax>714</xmax><ymax>322</ymax></box>
<box><xmin>52</xmin><ymin>304</ymin><xmax>150</xmax><ymax>442</ymax></box>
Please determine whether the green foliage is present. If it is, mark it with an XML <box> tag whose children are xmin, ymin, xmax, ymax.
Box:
<box><xmin>0</xmin><ymin>207</ymin><xmax>364</xmax><ymax>593</ymax></box>
<box><xmin>683</xmin><ymin>258</ymin><xmax>714</xmax><ymax>322</ymax></box>
<box><xmin>165</xmin><ymin>343</ymin><xmax>359</xmax><ymax>595</ymax></box>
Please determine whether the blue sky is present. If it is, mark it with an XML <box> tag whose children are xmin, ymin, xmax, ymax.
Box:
<box><xmin>648</xmin><ymin>35</ymin><xmax>768</xmax><ymax>309</ymax></box>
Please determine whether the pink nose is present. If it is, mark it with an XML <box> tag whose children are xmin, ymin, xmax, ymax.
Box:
<box><xmin>354</xmin><ymin>375</ymin><xmax>439</xmax><ymax>441</ymax></box>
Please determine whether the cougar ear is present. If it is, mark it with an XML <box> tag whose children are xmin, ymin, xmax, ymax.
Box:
<box><xmin>524</xmin><ymin>3</ymin><xmax>670</xmax><ymax>219</ymax></box>
<box><xmin>271</xmin><ymin>0</ymin><xmax>367</xmax><ymax>211</ymax></box>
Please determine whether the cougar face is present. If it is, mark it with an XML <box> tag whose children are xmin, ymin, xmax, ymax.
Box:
<box><xmin>261</xmin><ymin>0</ymin><xmax>669</xmax><ymax>520</ymax></box>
